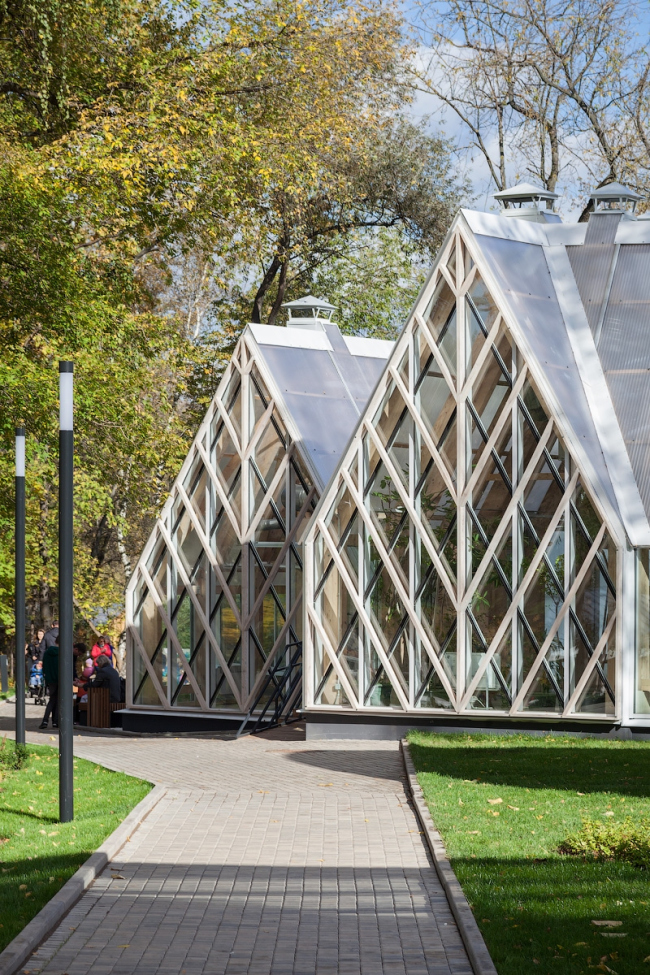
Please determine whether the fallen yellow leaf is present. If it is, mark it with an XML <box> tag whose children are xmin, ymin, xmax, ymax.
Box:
<box><xmin>487</xmin><ymin>798</ymin><xmax>503</xmax><ymax>805</ymax></box>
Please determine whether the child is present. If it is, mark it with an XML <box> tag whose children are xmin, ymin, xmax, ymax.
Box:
<box><xmin>29</xmin><ymin>660</ymin><xmax>45</xmax><ymax>704</ymax></box>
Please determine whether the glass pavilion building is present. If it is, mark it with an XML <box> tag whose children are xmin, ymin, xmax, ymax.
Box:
<box><xmin>126</xmin><ymin>183</ymin><xmax>650</xmax><ymax>738</ymax></box>
<box><xmin>304</xmin><ymin>182</ymin><xmax>650</xmax><ymax>738</ymax></box>
<box><xmin>124</xmin><ymin>296</ymin><xmax>393</xmax><ymax>731</ymax></box>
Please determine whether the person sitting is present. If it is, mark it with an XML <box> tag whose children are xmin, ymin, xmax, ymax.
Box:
<box><xmin>90</xmin><ymin>635</ymin><xmax>114</xmax><ymax>664</ymax></box>
<box><xmin>83</xmin><ymin>654</ymin><xmax>121</xmax><ymax>702</ymax></box>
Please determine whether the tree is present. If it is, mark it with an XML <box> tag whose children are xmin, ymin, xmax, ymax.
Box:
<box><xmin>412</xmin><ymin>0</ymin><xmax>647</xmax><ymax>201</ymax></box>
<box><xmin>0</xmin><ymin>0</ymin><xmax>463</xmax><ymax>650</ymax></box>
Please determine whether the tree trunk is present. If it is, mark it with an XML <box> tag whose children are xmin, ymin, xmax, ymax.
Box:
<box><xmin>267</xmin><ymin>259</ymin><xmax>289</xmax><ymax>326</ymax></box>
<box><xmin>250</xmin><ymin>254</ymin><xmax>281</xmax><ymax>323</ymax></box>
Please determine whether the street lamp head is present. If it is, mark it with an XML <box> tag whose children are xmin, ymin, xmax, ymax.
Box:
<box><xmin>58</xmin><ymin>361</ymin><xmax>73</xmax><ymax>431</ymax></box>
<box><xmin>15</xmin><ymin>427</ymin><xmax>25</xmax><ymax>477</ymax></box>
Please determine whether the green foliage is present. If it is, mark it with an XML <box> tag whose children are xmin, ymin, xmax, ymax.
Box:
<box><xmin>408</xmin><ymin>731</ymin><xmax>650</xmax><ymax>975</ymax></box>
<box><xmin>560</xmin><ymin>817</ymin><xmax>650</xmax><ymax>869</ymax></box>
<box><xmin>0</xmin><ymin>0</ymin><xmax>462</xmax><ymax>642</ymax></box>
<box><xmin>0</xmin><ymin>737</ymin><xmax>27</xmax><ymax>771</ymax></box>
<box><xmin>0</xmin><ymin>741</ymin><xmax>150</xmax><ymax>951</ymax></box>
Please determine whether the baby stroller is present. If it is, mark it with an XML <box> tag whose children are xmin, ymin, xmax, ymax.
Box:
<box><xmin>29</xmin><ymin>662</ymin><xmax>46</xmax><ymax>705</ymax></box>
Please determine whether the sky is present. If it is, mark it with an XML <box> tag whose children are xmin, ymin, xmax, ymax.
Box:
<box><xmin>400</xmin><ymin>1</ymin><xmax>650</xmax><ymax>218</ymax></box>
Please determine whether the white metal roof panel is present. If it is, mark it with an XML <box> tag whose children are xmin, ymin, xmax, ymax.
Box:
<box><xmin>248</xmin><ymin>322</ymin><xmax>333</xmax><ymax>351</ymax></box>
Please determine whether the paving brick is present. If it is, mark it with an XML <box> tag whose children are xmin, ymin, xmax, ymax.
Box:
<box><xmin>2</xmin><ymin>701</ymin><xmax>472</xmax><ymax>974</ymax></box>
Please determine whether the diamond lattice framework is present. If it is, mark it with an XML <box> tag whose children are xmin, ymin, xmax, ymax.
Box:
<box><xmin>306</xmin><ymin>230</ymin><xmax>618</xmax><ymax>718</ymax></box>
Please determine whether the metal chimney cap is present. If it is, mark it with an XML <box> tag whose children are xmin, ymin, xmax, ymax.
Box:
<box><xmin>282</xmin><ymin>294</ymin><xmax>336</xmax><ymax>312</ymax></box>
<box><xmin>590</xmin><ymin>181</ymin><xmax>642</xmax><ymax>204</ymax></box>
<box><xmin>494</xmin><ymin>181</ymin><xmax>559</xmax><ymax>207</ymax></box>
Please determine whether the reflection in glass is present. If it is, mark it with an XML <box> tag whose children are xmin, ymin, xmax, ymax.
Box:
<box><xmin>637</xmin><ymin>550</ymin><xmax>650</xmax><ymax>715</ymax></box>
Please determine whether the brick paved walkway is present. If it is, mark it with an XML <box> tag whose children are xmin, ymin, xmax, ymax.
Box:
<box><xmin>1</xmin><ymin>701</ymin><xmax>472</xmax><ymax>975</ymax></box>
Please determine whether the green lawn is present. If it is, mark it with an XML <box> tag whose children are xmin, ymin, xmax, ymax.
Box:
<box><xmin>408</xmin><ymin>731</ymin><xmax>650</xmax><ymax>975</ymax></box>
<box><xmin>0</xmin><ymin>739</ymin><xmax>151</xmax><ymax>952</ymax></box>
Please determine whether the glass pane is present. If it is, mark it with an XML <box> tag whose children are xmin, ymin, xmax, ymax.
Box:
<box><xmin>325</xmin><ymin>482</ymin><xmax>360</xmax><ymax>585</ymax></box>
<box><xmin>522</xmin><ymin>556</ymin><xmax>563</xmax><ymax>658</ymax></box>
<box><xmin>210</xmin><ymin>563</ymin><xmax>241</xmax><ymax>708</ymax></box>
<box><xmin>636</xmin><ymin>549</ymin><xmax>650</xmax><ymax>714</ymax></box>
<box><xmin>446</xmin><ymin>242</ymin><xmax>457</xmax><ymax>283</ymax></box>
<box><xmin>522</xmin><ymin>451</ymin><xmax>564</xmax><ymax>547</ymax></box>
<box><xmin>174</xmin><ymin>507</ymin><xmax>203</xmax><ymax>578</ymax></box>
<box><xmin>461</xmin><ymin>239</ymin><xmax>474</xmax><ymax>280</ymax></box>
<box><xmin>252</xmin><ymin>419</ymin><xmax>285</xmax><ymax>499</ymax></box>
<box><xmin>574</xmin><ymin>553</ymin><xmax>615</xmax><ymax>651</ymax></box>
<box><xmin>468</xmin><ymin>627</ymin><xmax>512</xmax><ymax>711</ymax></box>
<box><xmin>252</xmin><ymin>503</ymin><xmax>285</xmax><ymax>589</ymax></box>
<box><xmin>466</xmin><ymin>295</ymin><xmax>486</xmax><ymax>373</ymax></box>
<box><xmin>210</xmin><ymin>638</ymin><xmax>241</xmax><ymax>709</ymax></box>
<box><xmin>367</xmin><ymin>461</ymin><xmax>405</xmax><ymax>550</ymax></box>
<box><xmin>136</xmin><ymin>588</ymin><xmax>168</xmax><ymax>699</ymax></box>
<box><xmin>251</xmin><ymin>587</ymin><xmax>286</xmax><ymax>662</ymax></box>
<box><xmin>134</xmin><ymin>672</ymin><xmax>163</xmax><ymax>707</ymax></box>
<box><xmin>437</xmin><ymin>410</ymin><xmax>458</xmax><ymax>484</ymax></box>
<box><xmin>211</xmin><ymin>419</ymin><xmax>240</xmax><ymax>496</ymax></box>
<box><xmin>520</xmin><ymin>379</ymin><xmax>548</xmax><ymax>437</ymax></box>
<box><xmin>572</xmin><ymin>483</ymin><xmax>602</xmax><ymax>588</ymax></box>
<box><xmin>468</xmin><ymin>273</ymin><xmax>498</xmax><ymax>334</ymax></box>
<box><xmin>471</xmin><ymin>545</ymin><xmax>512</xmax><ymax>649</ymax></box>
<box><xmin>423</xmin><ymin>277</ymin><xmax>456</xmax><ymax>380</ymax></box>
<box><xmin>415</xmin><ymin>636</ymin><xmax>454</xmax><ymax>709</ymax></box>
<box><xmin>416</xmin><ymin>450</ymin><xmax>456</xmax><ymax>577</ymax></box>
<box><xmin>419</xmin><ymin>560</ymin><xmax>455</xmax><ymax>652</ymax></box>
<box><xmin>290</xmin><ymin>458</ymin><xmax>312</xmax><ymax>527</ymax></box>
<box><xmin>372</xmin><ymin>384</ymin><xmax>408</xmax><ymax>464</ymax></box>
<box><xmin>416</xmin><ymin>358</ymin><xmax>456</xmax><ymax>448</ymax></box>
<box><xmin>366</xmin><ymin>558</ymin><xmax>407</xmax><ymax>654</ymax></box>
<box><xmin>468</xmin><ymin>351</ymin><xmax>511</xmax><ymax>477</ymax></box>
<box><xmin>316</xmin><ymin>559</ymin><xmax>359</xmax><ymax>694</ymax></box>
<box><xmin>521</xmin><ymin>648</ymin><xmax>563</xmax><ymax>713</ymax></box>
<box><xmin>221</xmin><ymin>370</ymin><xmax>242</xmax><ymax>442</ymax></box>
<box><xmin>364</xmin><ymin>636</ymin><xmax>403</xmax><ymax>709</ymax></box>
<box><xmin>574</xmin><ymin>636</ymin><xmax>616</xmax><ymax>716</ymax></box>
<box><xmin>472</xmin><ymin>454</ymin><xmax>511</xmax><ymax>545</ymax></box>
<box><xmin>212</xmin><ymin>509</ymin><xmax>240</xmax><ymax>580</ymax></box>
<box><xmin>250</xmin><ymin>365</ymin><xmax>270</xmax><ymax>432</ymax></box>
<box><xmin>184</xmin><ymin>459</ymin><xmax>208</xmax><ymax>533</ymax></box>
<box><xmin>398</xmin><ymin>348</ymin><xmax>409</xmax><ymax>391</ymax></box>
<box><xmin>315</xmin><ymin>665</ymin><xmax>353</xmax><ymax>707</ymax></box>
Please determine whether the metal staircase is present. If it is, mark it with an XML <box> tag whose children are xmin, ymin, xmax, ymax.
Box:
<box><xmin>237</xmin><ymin>641</ymin><xmax>303</xmax><ymax>736</ymax></box>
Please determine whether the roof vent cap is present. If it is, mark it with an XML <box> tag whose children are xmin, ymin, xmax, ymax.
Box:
<box><xmin>590</xmin><ymin>181</ymin><xmax>642</xmax><ymax>217</ymax></box>
<box><xmin>493</xmin><ymin>181</ymin><xmax>559</xmax><ymax>222</ymax></box>
<box><xmin>282</xmin><ymin>294</ymin><xmax>336</xmax><ymax>331</ymax></box>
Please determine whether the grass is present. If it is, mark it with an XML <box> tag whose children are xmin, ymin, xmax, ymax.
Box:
<box><xmin>408</xmin><ymin>731</ymin><xmax>650</xmax><ymax>975</ymax></box>
<box><xmin>0</xmin><ymin>737</ymin><xmax>151</xmax><ymax>952</ymax></box>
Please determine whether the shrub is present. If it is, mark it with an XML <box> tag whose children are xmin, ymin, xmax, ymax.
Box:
<box><xmin>559</xmin><ymin>818</ymin><xmax>650</xmax><ymax>869</ymax></box>
<box><xmin>0</xmin><ymin>738</ymin><xmax>27</xmax><ymax>773</ymax></box>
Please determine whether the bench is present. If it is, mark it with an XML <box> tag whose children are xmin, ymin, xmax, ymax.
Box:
<box><xmin>85</xmin><ymin>685</ymin><xmax>123</xmax><ymax>728</ymax></box>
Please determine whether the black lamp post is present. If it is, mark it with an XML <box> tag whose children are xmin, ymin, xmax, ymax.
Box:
<box><xmin>58</xmin><ymin>362</ymin><xmax>74</xmax><ymax>822</ymax></box>
<box><xmin>15</xmin><ymin>426</ymin><xmax>25</xmax><ymax>748</ymax></box>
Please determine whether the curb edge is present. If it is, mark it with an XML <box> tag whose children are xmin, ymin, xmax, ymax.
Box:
<box><xmin>0</xmin><ymin>782</ymin><xmax>166</xmax><ymax>975</ymax></box>
<box><xmin>400</xmin><ymin>739</ymin><xmax>498</xmax><ymax>975</ymax></box>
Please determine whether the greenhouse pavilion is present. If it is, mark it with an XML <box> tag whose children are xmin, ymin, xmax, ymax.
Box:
<box><xmin>123</xmin><ymin>295</ymin><xmax>393</xmax><ymax>731</ymax></box>
<box><xmin>126</xmin><ymin>183</ymin><xmax>650</xmax><ymax>738</ymax></box>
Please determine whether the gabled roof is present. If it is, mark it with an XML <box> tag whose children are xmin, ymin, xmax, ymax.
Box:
<box><xmin>248</xmin><ymin>322</ymin><xmax>393</xmax><ymax>487</ymax></box>
<box><xmin>460</xmin><ymin>207</ymin><xmax>650</xmax><ymax>544</ymax></box>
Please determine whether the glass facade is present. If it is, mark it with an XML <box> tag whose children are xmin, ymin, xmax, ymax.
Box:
<box><xmin>129</xmin><ymin>340</ymin><xmax>317</xmax><ymax>713</ymax></box>
<box><xmin>306</xmin><ymin>231</ymin><xmax>620</xmax><ymax>718</ymax></box>
<box><xmin>636</xmin><ymin>550</ymin><xmax>650</xmax><ymax>715</ymax></box>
